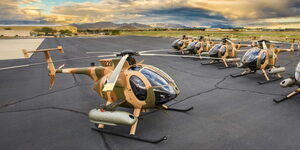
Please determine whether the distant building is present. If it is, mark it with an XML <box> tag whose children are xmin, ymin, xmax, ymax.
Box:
<box><xmin>0</xmin><ymin>30</ymin><xmax>31</xmax><ymax>37</ymax></box>
<box><xmin>0</xmin><ymin>25</ymin><xmax>77</xmax><ymax>33</ymax></box>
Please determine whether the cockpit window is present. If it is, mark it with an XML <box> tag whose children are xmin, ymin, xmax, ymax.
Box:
<box><xmin>209</xmin><ymin>44</ymin><xmax>225</xmax><ymax>56</ymax></box>
<box><xmin>187</xmin><ymin>41</ymin><xmax>197</xmax><ymax>50</ymax></box>
<box><xmin>242</xmin><ymin>47</ymin><xmax>266</xmax><ymax>63</ymax></box>
<box><xmin>195</xmin><ymin>42</ymin><xmax>202</xmax><ymax>49</ymax></box>
<box><xmin>141</xmin><ymin>68</ymin><xmax>168</xmax><ymax>86</ymax></box>
<box><xmin>295</xmin><ymin>62</ymin><xmax>300</xmax><ymax>82</ymax></box>
<box><xmin>129</xmin><ymin>75</ymin><xmax>147</xmax><ymax>100</ymax></box>
<box><xmin>129</xmin><ymin>66</ymin><xmax>142</xmax><ymax>71</ymax></box>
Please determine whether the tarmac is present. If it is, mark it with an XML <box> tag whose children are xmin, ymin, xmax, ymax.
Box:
<box><xmin>0</xmin><ymin>36</ymin><xmax>300</xmax><ymax>150</ymax></box>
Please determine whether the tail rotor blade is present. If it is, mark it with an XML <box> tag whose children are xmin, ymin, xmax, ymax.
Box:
<box><xmin>49</xmin><ymin>75</ymin><xmax>55</xmax><ymax>89</ymax></box>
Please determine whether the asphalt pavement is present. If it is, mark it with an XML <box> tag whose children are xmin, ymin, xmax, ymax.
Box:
<box><xmin>0</xmin><ymin>36</ymin><xmax>300</xmax><ymax>150</ymax></box>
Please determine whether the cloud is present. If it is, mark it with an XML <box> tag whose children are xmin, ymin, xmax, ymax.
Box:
<box><xmin>0</xmin><ymin>0</ymin><xmax>42</xmax><ymax>21</ymax></box>
<box><xmin>1</xmin><ymin>0</ymin><xmax>300</xmax><ymax>26</ymax></box>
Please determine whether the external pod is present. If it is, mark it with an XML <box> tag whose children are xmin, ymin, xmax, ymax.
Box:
<box><xmin>280</xmin><ymin>78</ymin><xmax>296</xmax><ymax>88</ymax></box>
<box><xmin>225</xmin><ymin>58</ymin><xmax>241</xmax><ymax>63</ymax></box>
<box><xmin>267</xmin><ymin>67</ymin><xmax>286</xmax><ymax>74</ymax></box>
<box><xmin>89</xmin><ymin>109</ymin><xmax>137</xmax><ymax>126</ymax></box>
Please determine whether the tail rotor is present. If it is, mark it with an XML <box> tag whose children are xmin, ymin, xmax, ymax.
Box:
<box><xmin>22</xmin><ymin>46</ymin><xmax>64</xmax><ymax>89</ymax></box>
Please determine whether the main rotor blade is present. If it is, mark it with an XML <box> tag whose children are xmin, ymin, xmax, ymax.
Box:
<box><xmin>102</xmin><ymin>55</ymin><xmax>129</xmax><ymax>92</ymax></box>
<box><xmin>0</xmin><ymin>54</ymin><xmax>115</xmax><ymax>71</ymax></box>
<box><xmin>225</xmin><ymin>39</ymin><xmax>234</xmax><ymax>44</ymax></box>
<box><xmin>140</xmin><ymin>53</ymin><xmax>224</xmax><ymax>60</ymax></box>
<box><xmin>140</xmin><ymin>53</ymin><xmax>200</xmax><ymax>58</ymax></box>
<box><xmin>138</xmin><ymin>49</ymin><xmax>173</xmax><ymax>54</ymax></box>
<box><xmin>270</xmin><ymin>40</ymin><xmax>281</xmax><ymax>44</ymax></box>
<box><xmin>86</xmin><ymin>51</ymin><xmax>118</xmax><ymax>54</ymax></box>
<box><xmin>262</xmin><ymin>41</ymin><xmax>268</xmax><ymax>50</ymax></box>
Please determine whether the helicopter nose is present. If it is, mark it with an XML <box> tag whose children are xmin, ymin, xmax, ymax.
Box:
<box><xmin>154</xmin><ymin>85</ymin><xmax>178</xmax><ymax>105</ymax></box>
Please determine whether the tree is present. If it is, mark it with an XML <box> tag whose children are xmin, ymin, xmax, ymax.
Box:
<box><xmin>33</xmin><ymin>28</ymin><xmax>41</xmax><ymax>33</ymax></box>
<box><xmin>40</xmin><ymin>27</ymin><xmax>57</xmax><ymax>36</ymax></box>
<box><xmin>59</xmin><ymin>29</ymin><xmax>72</xmax><ymax>35</ymax></box>
<box><xmin>111</xmin><ymin>30</ymin><xmax>120</xmax><ymax>35</ymax></box>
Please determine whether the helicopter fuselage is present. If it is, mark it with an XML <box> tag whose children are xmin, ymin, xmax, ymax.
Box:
<box><xmin>56</xmin><ymin>58</ymin><xmax>180</xmax><ymax>109</ymax></box>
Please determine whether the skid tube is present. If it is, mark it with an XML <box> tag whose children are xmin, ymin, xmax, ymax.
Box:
<box><xmin>258</xmin><ymin>77</ymin><xmax>282</xmax><ymax>85</ymax></box>
<box><xmin>163</xmin><ymin>105</ymin><xmax>194</xmax><ymax>112</ymax></box>
<box><xmin>92</xmin><ymin>128</ymin><xmax>167</xmax><ymax>144</ymax></box>
<box><xmin>273</xmin><ymin>97</ymin><xmax>289</xmax><ymax>103</ymax></box>
<box><xmin>230</xmin><ymin>71</ymin><xmax>254</xmax><ymax>78</ymax></box>
<box><xmin>218</xmin><ymin>65</ymin><xmax>236</xmax><ymax>69</ymax></box>
<box><xmin>201</xmin><ymin>61</ymin><xmax>221</xmax><ymax>65</ymax></box>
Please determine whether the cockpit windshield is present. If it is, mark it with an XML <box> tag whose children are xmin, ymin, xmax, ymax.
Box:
<box><xmin>295</xmin><ymin>62</ymin><xmax>300</xmax><ymax>82</ymax></box>
<box><xmin>195</xmin><ymin>42</ymin><xmax>202</xmax><ymax>49</ymax></box>
<box><xmin>209</xmin><ymin>44</ymin><xmax>225</xmax><ymax>56</ymax></box>
<box><xmin>187</xmin><ymin>41</ymin><xmax>197</xmax><ymax>50</ymax></box>
<box><xmin>141</xmin><ymin>68</ymin><xmax>168</xmax><ymax>86</ymax></box>
<box><xmin>242</xmin><ymin>47</ymin><xmax>266</xmax><ymax>63</ymax></box>
<box><xmin>129</xmin><ymin>66</ymin><xmax>177</xmax><ymax>104</ymax></box>
<box><xmin>172</xmin><ymin>39</ymin><xmax>182</xmax><ymax>46</ymax></box>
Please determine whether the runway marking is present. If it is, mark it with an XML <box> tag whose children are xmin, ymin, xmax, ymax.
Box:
<box><xmin>0</xmin><ymin>64</ymin><xmax>30</xmax><ymax>70</ymax></box>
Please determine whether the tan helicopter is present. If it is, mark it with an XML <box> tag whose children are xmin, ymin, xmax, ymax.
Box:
<box><xmin>274</xmin><ymin>62</ymin><xmax>300</xmax><ymax>103</ymax></box>
<box><xmin>198</xmin><ymin>38</ymin><xmax>251</xmax><ymax>69</ymax></box>
<box><xmin>20</xmin><ymin>46</ymin><xmax>196</xmax><ymax>143</ymax></box>
<box><xmin>171</xmin><ymin>35</ymin><xmax>193</xmax><ymax>54</ymax></box>
<box><xmin>185</xmin><ymin>35</ymin><xmax>216</xmax><ymax>55</ymax></box>
<box><xmin>231</xmin><ymin>39</ymin><xmax>296</xmax><ymax>84</ymax></box>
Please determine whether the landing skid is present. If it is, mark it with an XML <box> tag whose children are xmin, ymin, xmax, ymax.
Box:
<box><xmin>273</xmin><ymin>97</ymin><xmax>289</xmax><ymax>103</ymax></box>
<box><xmin>230</xmin><ymin>72</ymin><xmax>254</xmax><ymax>78</ymax></box>
<box><xmin>162</xmin><ymin>105</ymin><xmax>194</xmax><ymax>112</ymax></box>
<box><xmin>273</xmin><ymin>89</ymin><xmax>300</xmax><ymax>103</ymax></box>
<box><xmin>164</xmin><ymin>106</ymin><xmax>194</xmax><ymax>112</ymax></box>
<box><xmin>201</xmin><ymin>62</ymin><xmax>221</xmax><ymax>65</ymax></box>
<box><xmin>257</xmin><ymin>77</ymin><xmax>282</xmax><ymax>85</ymax></box>
<box><xmin>92</xmin><ymin>128</ymin><xmax>167</xmax><ymax>144</ymax></box>
<box><xmin>218</xmin><ymin>65</ymin><xmax>236</xmax><ymax>69</ymax></box>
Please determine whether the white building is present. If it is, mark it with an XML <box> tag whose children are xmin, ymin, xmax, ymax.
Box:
<box><xmin>0</xmin><ymin>30</ymin><xmax>31</xmax><ymax>37</ymax></box>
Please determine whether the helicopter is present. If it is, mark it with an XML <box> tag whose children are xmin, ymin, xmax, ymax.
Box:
<box><xmin>185</xmin><ymin>35</ymin><xmax>215</xmax><ymax>55</ymax></box>
<box><xmin>274</xmin><ymin>62</ymin><xmax>300</xmax><ymax>103</ymax></box>
<box><xmin>230</xmin><ymin>39</ymin><xmax>295</xmax><ymax>84</ymax></box>
<box><xmin>198</xmin><ymin>38</ymin><xmax>251</xmax><ymax>69</ymax></box>
<box><xmin>171</xmin><ymin>35</ymin><xmax>195</xmax><ymax>54</ymax></box>
<box><xmin>17</xmin><ymin>46</ymin><xmax>197</xmax><ymax>143</ymax></box>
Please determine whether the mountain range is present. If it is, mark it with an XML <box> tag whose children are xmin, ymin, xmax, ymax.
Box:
<box><xmin>71</xmin><ymin>22</ymin><xmax>190</xmax><ymax>29</ymax></box>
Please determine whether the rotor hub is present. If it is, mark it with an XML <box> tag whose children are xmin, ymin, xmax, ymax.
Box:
<box><xmin>117</xmin><ymin>49</ymin><xmax>139</xmax><ymax>57</ymax></box>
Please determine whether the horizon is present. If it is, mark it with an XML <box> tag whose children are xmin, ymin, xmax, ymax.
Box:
<box><xmin>1</xmin><ymin>0</ymin><xmax>300</xmax><ymax>28</ymax></box>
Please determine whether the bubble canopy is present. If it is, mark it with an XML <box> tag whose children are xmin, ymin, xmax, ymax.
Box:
<box><xmin>295</xmin><ymin>62</ymin><xmax>300</xmax><ymax>82</ymax></box>
<box><xmin>128</xmin><ymin>67</ymin><xmax>177</xmax><ymax>105</ymax></box>
<box><xmin>242</xmin><ymin>47</ymin><xmax>266</xmax><ymax>63</ymax></box>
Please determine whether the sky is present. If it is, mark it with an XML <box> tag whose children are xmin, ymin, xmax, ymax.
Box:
<box><xmin>1</xmin><ymin>0</ymin><xmax>300</xmax><ymax>27</ymax></box>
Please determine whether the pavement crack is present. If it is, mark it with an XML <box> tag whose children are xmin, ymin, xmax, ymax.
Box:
<box><xmin>0</xmin><ymin>83</ymin><xmax>79</xmax><ymax>109</ymax></box>
<box><xmin>214</xmin><ymin>75</ymin><xmax>285</xmax><ymax>96</ymax></box>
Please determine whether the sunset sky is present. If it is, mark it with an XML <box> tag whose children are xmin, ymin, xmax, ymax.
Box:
<box><xmin>1</xmin><ymin>0</ymin><xmax>300</xmax><ymax>27</ymax></box>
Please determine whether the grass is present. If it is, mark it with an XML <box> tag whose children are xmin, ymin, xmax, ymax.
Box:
<box><xmin>120</xmin><ymin>30</ymin><xmax>300</xmax><ymax>42</ymax></box>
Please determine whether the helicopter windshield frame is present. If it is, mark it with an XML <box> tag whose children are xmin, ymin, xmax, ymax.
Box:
<box><xmin>295</xmin><ymin>62</ymin><xmax>300</xmax><ymax>82</ymax></box>
<box><xmin>140</xmin><ymin>68</ymin><xmax>169</xmax><ymax>87</ymax></box>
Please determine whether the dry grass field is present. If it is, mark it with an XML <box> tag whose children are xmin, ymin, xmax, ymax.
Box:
<box><xmin>120</xmin><ymin>30</ymin><xmax>300</xmax><ymax>41</ymax></box>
